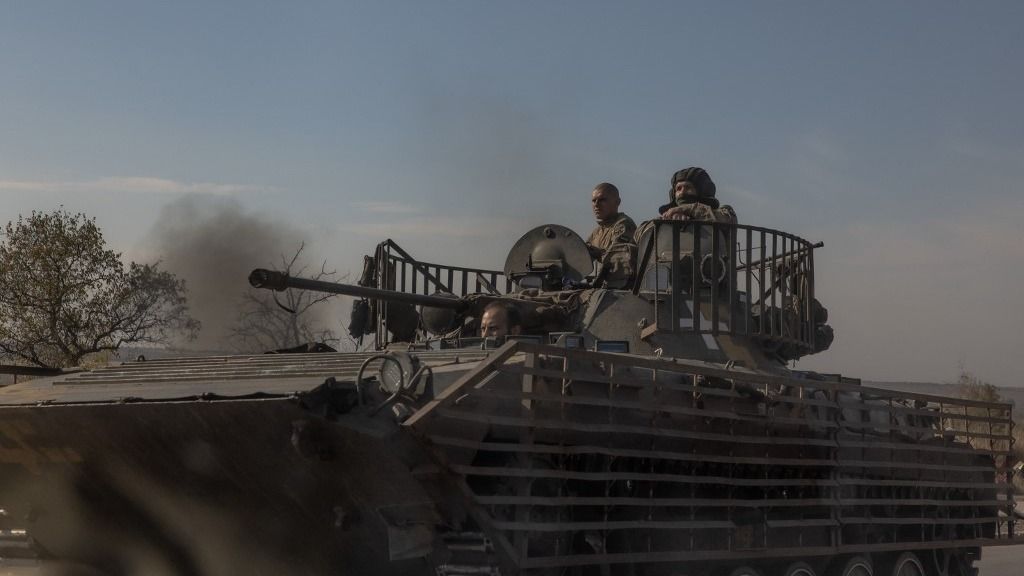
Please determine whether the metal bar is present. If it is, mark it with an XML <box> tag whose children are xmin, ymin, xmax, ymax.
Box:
<box><xmin>840</xmin><ymin>421</ymin><xmax>1004</xmax><ymax>438</ymax></box>
<box><xmin>494</xmin><ymin>363</ymin><xmax>753</xmax><ymax>397</ymax></box>
<box><xmin>780</xmin><ymin>234</ymin><xmax>788</xmax><ymax>339</ymax></box>
<box><xmin>758</xmin><ymin>230</ymin><xmax>766</xmax><ymax>337</ymax></box>
<box><xmin>454</xmin><ymin>464</ymin><xmax>839</xmax><ymax>486</ymax></box>
<box><xmin>765</xmin><ymin>519</ymin><xmax>838</xmax><ymax>528</ymax></box>
<box><xmin>402</xmin><ymin>341</ymin><xmax>520</xmax><ymax>427</ymax></box>
<box><xmin>834</xmin><ymin>478</ymin><xmax>1006</xmax><ymax>490</ymax></box>
<box><xmin>800</xmin><ymin>249</ymin><xmax>810</xmax><ymax>344</ymax></box>
<box><xmin>736</xmin><ymin>240</ymin><xmax>823</xmax><ymax>271</ymax></box>
<box><xmin>250</xmin><ymin>271</ymin><xmax>466</xmax><ymax>309</ymax></box>
<box><xmin>514</xmin><ymin>351</ymin><xmax>537</xmax><ymax>562</ymax></box>
<box><xmin>471</xmin><ymin>495</ymin><xmax>1006</xmax><ymax>508</ymax></box>
<box><xmin>475</xmin><ymin>272</ymin><xmax>500</xmax><ymax>295</ymax></box>
<box><xmin>431</xmin><ymin>436</ymin><xmax>836</xmax><ymax>467</ymax></box>
<box><xmin>771</xmin><ymin>232</ymin><xmax>778</xmax><ymax>339</ymax></box>
<box><xmin>381</xmin><ymin>240</ymin><xmax>458</xmax><ymax>294</ymax></box>
<box><xmin>691</xmin><ymin>222</ymin><xmax>701</xmax><ymax>333</ymax></box>
<box><xmin>375</xmin><ymin>243</ymin><xmax>386</xmax><ymax>350</ymax></box>
<box><xmin>710</xmin><ymin>223</ymin><xmax>720</xmax><ymax>335</ymax></box>
<box><xmin>467</xmin><ymin>387</ymin><xmax>838</xmax><ymax>429</ymax></box>
<box><xmin>671</xmin><ymin>222</ymin><xmax>680</xmax><ymax>333</ymax></box>
<box><xmin>727</xmin><ymin>225</ymin><xmax>736</xmax><ymax>335</ymax></box>
<box><xmin>439</xmin><ymin>410</ymin><xmax>838</xmax><ymax>448</ymax></box>
<box><xmin>745</xmin><ymin>227</ymin><xmax>752</xmax><ymax>336</ymax></box>
<box><xmin>632</xmin><ymin>222</ymin><xmax>657</xmax><ymax>295</ymax></box>
<box><xmin>808</xmin><ymin>240</ymin><xmax>816</xmax><ymax>350</ymax></box>
<box><xmin>448</xmin><ymin>474</ymin><xmax>521</xmax><ymax>565</ymax></box>
<box><xmin>653</xmin><ymin>222</ymin><xmax>661</xmax><ymax>329</ymax></box>
<box><xmin>385</xmin><ymin>253</ymin><xmax>504</xmax><ymax>277</ymax></box>
<box><xmin>828</xmin><ymin>386</ymin><xmax>841</xmax><ymax>547</ymax></box>
<box><xmin>507</xmin><ymin>343</ymin><xmax>1015</xmax><ymax>412</ymax></box>
<box><xmin>838</xmin><ymin>517</ymin><xmax>1002</xmax><ymax>526</ymax></box>
<box><xmin>840</xmin><ymin>439</ymin><xmax>1010</xmax><ymax>457</ymax></box>
<box><xmin>476</xmin><ymin>495</ymin><xmax>835</xmax><ymax>507</ymax></box>
<box><xmin>492</xmin><ymin>519</ymin><xmax>736</xmax><ymax>532</ymax></box>
<box><xmin>835</xmin><ymin>460</ymin><xmax>995</xmax><ymax>473</ymax></box>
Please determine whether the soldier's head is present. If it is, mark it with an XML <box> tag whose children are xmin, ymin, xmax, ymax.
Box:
<box><xmin>670</xmin><ymin>167</ymin><xmax>719</xmax><ymax>209</ymax></box>
<box><xmin>480</xmin><ymin>302</ymin><xmax>522</xmax><ymax>339</ymax></box>
<box><xmin>591</xmin><ymin>182</ymin><xmax>621</xmax><ymax>223</ymax></box>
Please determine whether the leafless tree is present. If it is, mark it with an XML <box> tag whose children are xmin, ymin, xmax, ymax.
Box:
<box><xmin>229</xmin><ymin>243</ymin><xmax>346</xmax><ymax>352</ymax></box>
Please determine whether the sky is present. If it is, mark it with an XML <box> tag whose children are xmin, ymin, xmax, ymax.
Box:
<box><xmin>1</xmin><ymin>1</ymin><xmax>1021</xmax><ymax>386</ymax></box>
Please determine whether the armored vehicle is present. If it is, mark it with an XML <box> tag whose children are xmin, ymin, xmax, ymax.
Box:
<box><xmin>0</xmin><ymin>219</ymin><xmax>1018</xmax><ymax>576</ymax></box>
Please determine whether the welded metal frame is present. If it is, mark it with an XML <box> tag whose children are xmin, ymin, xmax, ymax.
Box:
<box><xmin>372</xmin><ymin>239</ymin><xmax>511</xmax><ymax>349</ymax></box>
<box><xmin>407</xmin><ymin>342</ymin><xmax>1017</xmax><ymax>573</ymax></box>
<box><xmin>636</xmin><ymin>220</ymin><xmax>820</xmax><ymax>355</ymax></box>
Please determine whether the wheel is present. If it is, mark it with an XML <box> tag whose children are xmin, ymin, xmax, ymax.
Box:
<box><xmin>930</xmin><ymin>546</ymin><xmax>952</xmax><ymax>576</ymax></box>
<box><xmin>727</xmin><ymin>566</ymin><xmax>765</xmax><ymax>576</ymax></box>
<box><xmin>781</xmin><ymin>561</ymin><xmax>818</xmax><ymax>576</ymax></box>
<box><xmin>887</xmin><ymin>552</ymin><xmax>924</xmax><ymax>576</ymax></box>
<box><xmin>828</xmin><ymin>555</ymin><xmax>873</xmax><ymax>576</ymax></box>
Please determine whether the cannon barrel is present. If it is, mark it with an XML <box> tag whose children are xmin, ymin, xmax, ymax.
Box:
<box><xmin>248</xmin><ymin>268</ymin><xmax>466</xmax><ymax>310</ymax></box>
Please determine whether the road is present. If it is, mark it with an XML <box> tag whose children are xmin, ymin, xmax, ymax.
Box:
<box><xmin>978</xmin><ymin>544</ymin><xmax>1024</xmax><ymax>576</ymax></box>
<box><xmin>1</xmin><ymin>547</ymin><xmax>1022</xmax><ymax>575</ymax></box>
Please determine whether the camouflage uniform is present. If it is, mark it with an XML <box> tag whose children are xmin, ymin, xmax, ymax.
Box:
<box><xmin>658</xmin><ymin>201</ymin><xmax>738</xmax><ymax>224</ymax></box>
<box><xmin>587</xmin><ymin>213</ymin><xmax>637</xmax><ymax>289</ymax></box>
<box><xmin>586</xmin><ymin>213</ymin><xmax>637</xmax><ymax>258</ymax></box>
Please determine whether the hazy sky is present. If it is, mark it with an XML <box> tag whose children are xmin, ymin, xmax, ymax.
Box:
<box><xmin>1</xmin><ymin>2</ymin><xmax>1021</xmax><ymax>386</ymax></box>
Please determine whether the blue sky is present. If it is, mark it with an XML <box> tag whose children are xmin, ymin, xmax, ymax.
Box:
<box><xmin>1</xmin><ymin>2</ymin><xmax>1022</xmax><ymax>385</ymax></box>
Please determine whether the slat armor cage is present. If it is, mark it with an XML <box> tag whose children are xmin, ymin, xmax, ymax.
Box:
<box><xmin>407</xmin><ymin>342</ymin><xmax>1017</xmax><ymax>572</ymax></box>
<box><xmin>371</xmin><ymin>221</ymin><xmax>823</xmax><ymax>357</ymax></box>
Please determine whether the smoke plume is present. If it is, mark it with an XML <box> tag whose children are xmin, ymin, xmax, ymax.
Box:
<box><xmin>146</xmin><ymin>196</ymin><xmax>326</xmax><ymax>351</ymax></box>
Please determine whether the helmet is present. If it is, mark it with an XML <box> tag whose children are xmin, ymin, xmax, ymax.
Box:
<box><xmin>670</xmin><ymin>167</ymin><xmax>719</xmax><ymax>209</ymax></box>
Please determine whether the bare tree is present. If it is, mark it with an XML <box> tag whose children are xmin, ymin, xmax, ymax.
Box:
<box><xmin>0</xmin><ymin>209</ymin><xmax>199</xmax><ymax>368</ymax></box>
<box><xmin>229</xmin><ymin>243</ymin><xmax>345</xmax><ymax>352</ymax></box>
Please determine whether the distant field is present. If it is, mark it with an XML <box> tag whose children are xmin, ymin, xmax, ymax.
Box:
<box><xmin>867</xmin><ymin>380</ymin><xmax>1024</xmax><ymax>420</ymax></box>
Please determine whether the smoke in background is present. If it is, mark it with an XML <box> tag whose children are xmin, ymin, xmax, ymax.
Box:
<box><xmin>146</xmin><ymin>196</ymin><xmax>339</xmax><ymax>351</ymax></box>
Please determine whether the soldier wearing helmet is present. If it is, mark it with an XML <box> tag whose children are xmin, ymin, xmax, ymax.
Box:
<box><xmin>659</xmin><ymin>167</ymin><xmax>737</xmax><ymax>223</ymax></box>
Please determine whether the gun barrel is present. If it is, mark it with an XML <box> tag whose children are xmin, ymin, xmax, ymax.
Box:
<box><xmin>248</xmin><ymin>269</ymin><xmax>466</xmax><ymax>310</ymax></box>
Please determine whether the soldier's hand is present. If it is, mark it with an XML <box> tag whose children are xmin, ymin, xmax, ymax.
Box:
<box><xmin>661</xmin><ymin>206</ymin><xmax>689</xmax><ymax>220</ymax></box>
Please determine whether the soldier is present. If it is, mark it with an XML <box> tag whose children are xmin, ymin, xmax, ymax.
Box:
<box><xmin>659</xmin><ymin>167</ymin><xmax>737</xmax><ymax>223</ymax></box>
<box><xmin>480</xmin><ymin>301</ymin><xmax>523</xmax><ymax>339</ymax></box>
<box><xmin>587</xmin><ymin>182</ymin><xmax>637</xmax><ymax>260</ymax></box>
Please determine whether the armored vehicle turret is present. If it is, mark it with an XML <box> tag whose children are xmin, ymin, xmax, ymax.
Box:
<box><xmin>258</xmin><ymin>220</ymin><xmax>831</xmax><ymax>371</ymax></box>
<box><xmin>0</xmin><ymin>218</ymin><xmax>1017</xmax><ymax>576</ymax></box>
